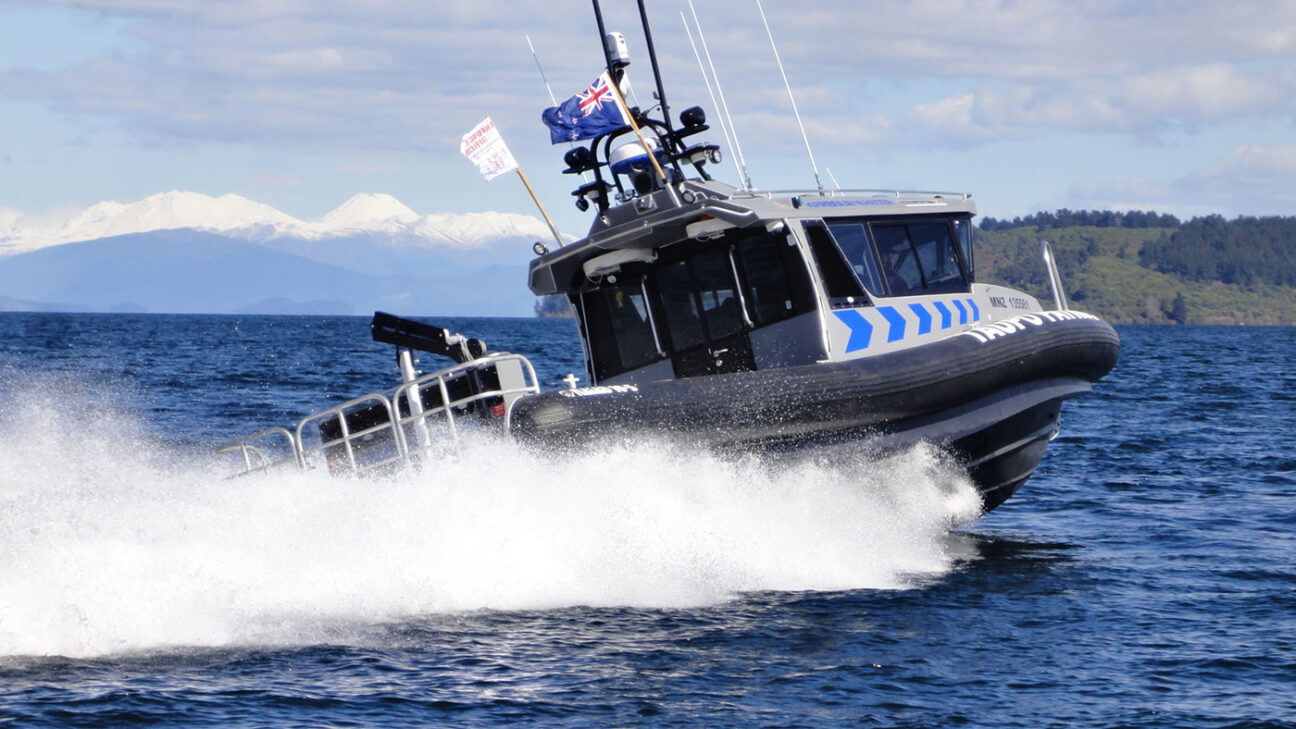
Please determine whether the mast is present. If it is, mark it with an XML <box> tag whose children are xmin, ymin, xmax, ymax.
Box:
<box><xmin>591</xmin><ymin>0</ymin><xmax>615</xmax><ymax>74</ymax></box>
<box><xmin>636</xmin><ymin>0</ymin><xmax>678</xmax><ymax>144</ymax></box>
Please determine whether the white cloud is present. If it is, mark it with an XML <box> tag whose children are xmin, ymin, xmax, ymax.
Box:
<box><xmin>2</xmin><ymin>0</ymin><xmax>1294</xmax><ymax>223</ymax></box>
<box><xmin>1058</xmin><ymin>177</ymin><xmax>1177</xmax><ymax>215</ymax></box>
<box><xmin>1175</xmin><ymin>143</ymin><xmax>1296</xmax><ymax>215</ymax></box>
<box><xmin>5</xmin><ymin>0</ymin><xmax>1295</xmax><ymax>156</ymax></box>
<box><xmin>907</xmin><ymin>64</ymin><xmax>1294</xmax><ymax>143</ymax></box>
<box><xmin>1117</xmin><ymin>65</ymin><xmax>1285</xmax><ymax>122</ymax></box>
<box><xmin>1061</xmin><ymin>144</ymin><xmax>1296</xmax><ymax>218</ymax></box>
<box><xmin>0</xmin><ymin>206</ymin><xmax>23</xmax><ymax>232</ymax></box>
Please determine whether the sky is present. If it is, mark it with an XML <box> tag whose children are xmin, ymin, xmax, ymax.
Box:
<box><xmin>1</xmin><ymin>0</ymin><xmax>1294</xmax><ymax>239</ymax></box>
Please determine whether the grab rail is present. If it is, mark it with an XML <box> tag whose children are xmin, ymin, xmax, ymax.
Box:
<box><xmin>1040</xmin><ymin>240</ymin><xmax>1070</xmax><ymax>311</ymax></box>
<box><xmin>731</xmin><ymin>188</ymin><xmax>973</xmax><ymax>201</ymax></box>
<box><xmin>297</xmin><ymin>393</ymin><xmax>406</xmax><ymax>474</ymax></box>
<box><xmin>216</xmin><ymin>352</ymin><xmax>541</xmax><ymax>477</ymax></box>
<box><xmin>214</xmin><ymin>426</ymin><xmax>301</xmax><ymax>475</ymax></box>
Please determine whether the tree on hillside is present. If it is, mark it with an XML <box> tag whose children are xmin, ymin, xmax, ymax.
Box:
<box><xmin>1167</xmin><ymin>292</ymin><xmax>1188</xmax><ymax>324</ymax></box>
<box><xmin>1140</xmin><ymin>216</ymin><xmax>1296</xmax><ymax>287</ymax></box>
<box><xmin>979</xmin><ymin>209</ymin><xmax>1181</xmax><ymax>232</ymax></box>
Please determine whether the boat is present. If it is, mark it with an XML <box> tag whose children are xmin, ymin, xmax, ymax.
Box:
<box><xmin>218</xmin><ymin>2</ymin><xmax>1119</xmax><ymax>514</ymax></box>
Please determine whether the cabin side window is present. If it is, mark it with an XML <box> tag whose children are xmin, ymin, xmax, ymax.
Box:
<box><xmin>650</xmin><ymin>230</ymin><xmax>816</xmax><ymax>352</ymax></box>
<box><xmin>802</xmin><ymin>222</ymin><xmax>868</xmax><ymax>302</ymax></box>
<box><xmin>909</xmin><ymin>221</ymin><xmax>966</xmax><ymax>293</ymax></box>
<box><xmin>871</xmin><ymin>220</ymin><xmax>970</xmax><ymax>295</ymax></box>
<box><xmin>581</xmin><ymin>279</ymin><xmax>661</xmax><ymax>381</ymax></box>
<box><xmin>954</xmin><ymin>216</ymin><xmax>974</xmax><ymax>279</ymax></box>
<box><xmin>825</xmin><ymin>222</ymin><xmax>887</xmax><ymax>296</ymax></box>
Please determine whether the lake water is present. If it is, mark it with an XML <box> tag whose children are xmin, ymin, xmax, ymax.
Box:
<box><xmin>1</xmin><ymin>313</ymin><xmax>1292</xmax><ymax>727</ymax></box>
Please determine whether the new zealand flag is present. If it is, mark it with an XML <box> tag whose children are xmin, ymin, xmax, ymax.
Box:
<box><xmin>541</xmin><ymin>72</ymin><xmax>631</xmax><ymax>144</ymax></box>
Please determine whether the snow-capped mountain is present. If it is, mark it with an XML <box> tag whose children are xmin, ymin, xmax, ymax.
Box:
<box><xmin>316</xmin><ymin>192</ymin><xmax>419</xmax><ymax>234</ymax></box>
<box><xmin>0</xmin><ymin>191</ymin><xmax>571</xmax><ymax>316</ymax></box>
<box><xmin>0</xmin><ymin>191</ymin><xmax>561</xmax><ymax>256</ymax></box>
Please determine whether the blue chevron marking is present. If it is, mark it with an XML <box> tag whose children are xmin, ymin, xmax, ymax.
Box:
<box><xmin>932</xmin><ymin>301</ymin><xmax>953</xmax><ymax>329</ymax></box>
<box><xmin>877</xmin><ymin>305</ymin><xmax>907</xmax><ymax>342</ymax></box>
<box><xmin>833</xmin><ymin>310</ymin><xmax>874</xmax><ymax>353</ymax></box>
<box><xmin>966</xmin><ymin>298</ymin><xmax>981</xmax><ymax>321</ymax></box>
<box><xmin>908</xmin><ymin>303</ymin><xmax>933</xmax><ymax>335</ymax></box>
<box><xmin>953</xmin><ymin>299</ymin><xmax>968</xmax><ymax>325</ymax></box>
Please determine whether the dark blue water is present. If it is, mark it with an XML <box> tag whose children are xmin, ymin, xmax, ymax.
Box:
<box><xmin>1</xmin><ymin>313</ymin><xmax>1292</xmax><ymax>728</ymax></box>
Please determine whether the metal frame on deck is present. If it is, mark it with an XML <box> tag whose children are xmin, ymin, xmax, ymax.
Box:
<box><xmin>216</xmin><ymin>353</ymin><xmax>540</xmax><ymax>477</ymax></box>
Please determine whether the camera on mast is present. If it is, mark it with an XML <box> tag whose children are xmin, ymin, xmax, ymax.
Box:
<box><xmin>605</xmin><ymin>32</ymin><xmax>631</xmax><ymax>68</ymax></box>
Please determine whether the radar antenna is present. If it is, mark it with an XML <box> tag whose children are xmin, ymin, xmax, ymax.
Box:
<box><xmin>683</xmin><ymin>3</ymin><xmax>751</xmax><ymax>189</ymax></box>
<box><xmin>756</xmin><ymin>0</ymin><xmax>824</xmax><ymax>195</ymax></box>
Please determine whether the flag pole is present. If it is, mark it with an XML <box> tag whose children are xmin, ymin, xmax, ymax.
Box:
<box><xmin>460</xmin><ymin>116</ymin><xmax>564</xmax><ymax>251</ymax></box>
<box><xmin>516</xmin><ymin>167</ymin><xmax>565</xmax><ymax>250</ymax></box>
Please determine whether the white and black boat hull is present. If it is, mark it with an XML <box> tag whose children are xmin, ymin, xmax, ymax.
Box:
<box><xmin>509</xmin><ymin>315</ymin><xmax>1120</xmax><ymax>512</ymax></box>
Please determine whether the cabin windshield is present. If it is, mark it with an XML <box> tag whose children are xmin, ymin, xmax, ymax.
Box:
<box><xmin>580</xmin><ymin>279</ymin><xmax>660</xmax><ymax>382</ymax></box>
<box><xmin>577</xmin><ymin>224</ymin><xmax>818</xmax><ymax>382</ymax></box>
<box><xmin>733</xmin><ymin>230</ymin><xmax>816</xmax><ymax>326</ymax></box>
<box><xmin>657</xmin><ymin>259</ymin><xmax>707</xmax><ymax>351</ymax></box>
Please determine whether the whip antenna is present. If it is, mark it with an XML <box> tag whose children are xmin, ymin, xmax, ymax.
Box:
<box><xmin>687</xmin><ymin>0</ymin><xmax>753</xmax><ymax>190</ymax></box>
<box><xmin>826</xmin><ymin>167</ymin><xmax>842</xmax><ymax>192</ymax></box>
<box><xmin>526</xmin><ymin>34</ymin><xmax>559</xmax><ymax>109</ymax></box>
<box><xmin>527</xmin><ymin>34</ymin><xmax>590</xmax><ymax>183</ymax></box>
<box><xmin>756</xmin><ymin>0</ymin><xmax>823</xmax><ymax>195</ymax></box>
<box><xmin>681</xmin><ymin>11</ymin><xmax>744</xmax><ymax>186</ymax></box>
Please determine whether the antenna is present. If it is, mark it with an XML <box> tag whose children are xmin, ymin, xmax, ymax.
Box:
<box><xmin>526</xmin><ymin>34</ymin><xmax>559</xmax><ymax>109</ymax></box>
<box><xmin>681</xmin><ymin>11</ymin><xmax>744</xmax><ymax>186</ymax></box>
<box><xmin>756</xmin><ymin>0</ymin><xmax>824</xmax><ymax>195</ymax></box>
<box><xmin>527</xmin><ymin>34</ymin><xmax>591</xmax><ymax>183</ymax></box>
<box><xmin>825</xmin><ymin>167</ymin><xmax>842</xmax><ymax>192</ymax></box>
<box><xmin>688</xmin><ymin>0</ymin><xmax>753</xmax><ymax>190</ymax></box>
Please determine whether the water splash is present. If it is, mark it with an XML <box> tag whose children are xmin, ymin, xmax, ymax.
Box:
<box><xmin>0</xmin><ymin>386</ymin><xmax>980</xmax><ymax>658</ymax></box>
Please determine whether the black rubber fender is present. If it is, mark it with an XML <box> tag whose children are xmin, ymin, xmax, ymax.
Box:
<box><xmin>509</xmin><ymin>314</ymin><xmax>1119</xmax><ymax>449</ymax></box>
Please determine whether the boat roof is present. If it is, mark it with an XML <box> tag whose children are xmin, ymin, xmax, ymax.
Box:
<box><xmin>527</xmin><ymin>179</ymin><xmax>977</xmax><ymax>296</ymax></box>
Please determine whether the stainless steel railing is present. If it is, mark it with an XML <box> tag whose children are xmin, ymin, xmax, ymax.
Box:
<box><xmin>216</xmin><ymin>353</ymin><xmax>540</xmax><ymax>477</ymax></box>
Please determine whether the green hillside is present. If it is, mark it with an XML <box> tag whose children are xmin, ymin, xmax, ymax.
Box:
<box><xmin>975</xmin><ymin>219</ymin><xmax>1296</xmax><ymax>325</ymax></box>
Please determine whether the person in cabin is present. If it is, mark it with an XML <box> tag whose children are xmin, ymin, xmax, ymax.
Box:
<box><xmin>883</xmin><ymin>247</ymin><xmax>911</xmax><ymax>295</ymax></box>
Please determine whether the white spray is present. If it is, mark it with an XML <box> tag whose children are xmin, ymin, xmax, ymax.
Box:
<box><xmin>0</xmin><ymin>383</ymin><xmax>981</xmax><ymax>658</ymax></box>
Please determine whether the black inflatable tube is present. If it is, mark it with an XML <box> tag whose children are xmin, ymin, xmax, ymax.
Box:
<box><xmin>509</xmin><ymin>315</ymin><xmax>1120</xmax><ymax>450</ymax></box>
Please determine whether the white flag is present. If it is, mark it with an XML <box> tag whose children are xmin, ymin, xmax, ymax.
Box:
<box><xmin>460</xmin><ymin>117</ymin><xmax>518</xmax><ymax>182</ymax></box>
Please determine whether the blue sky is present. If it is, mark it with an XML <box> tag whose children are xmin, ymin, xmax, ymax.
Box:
<box><xmin>2</xmin><ymin>0</ymin><xmax>1293</xmax><ymax>238</ymax></box>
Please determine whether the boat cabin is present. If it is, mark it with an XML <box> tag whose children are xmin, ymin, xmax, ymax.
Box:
<box><xmin>528</xmin><ymin>114</ymin><xmax>993</xmax><ymax>387</ymax></box>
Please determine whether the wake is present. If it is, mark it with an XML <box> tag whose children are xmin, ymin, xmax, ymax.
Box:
<box><xmin>0</xmin><ymin>384</ymin><xmax>980</xmax><ymax>658</ymax></box>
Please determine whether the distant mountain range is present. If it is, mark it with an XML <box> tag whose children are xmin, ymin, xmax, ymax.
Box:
<box><xmin>0</xmin><ymin>191</ymin><xmax>564</xmax><ymax>316</ymax></box>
